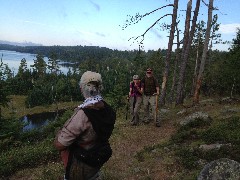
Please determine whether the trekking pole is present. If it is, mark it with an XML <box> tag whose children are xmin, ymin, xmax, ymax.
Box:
<box><xmin>126</xmin><ymin>96</ymin><xmax>130</xmax><ymax>120</ymax></box>
<box><xmin>155</xmin><ymin>94</ymin><xmax>158</xmax><ymax>121</ymax></box>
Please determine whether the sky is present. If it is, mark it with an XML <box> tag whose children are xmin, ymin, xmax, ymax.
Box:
<box><xmin>0</xmin><ymin>0</ymin><xmax>240</xmax><ymax>51</ymax></box>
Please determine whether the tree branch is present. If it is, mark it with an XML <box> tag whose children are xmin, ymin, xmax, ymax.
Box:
<box><xmin>201</xmin><ymin>0</ymin><xmax>218</xmax><ymax>10</ymax></box>
<box><xmin>121</xmin><ymin>4</ymin><xmax>174</xmax><ymax>30</ymax></box>
<box><xmin>128</xmin><ymin>14</ymin><xmax>172</xmax><ymax>45</ymax></box>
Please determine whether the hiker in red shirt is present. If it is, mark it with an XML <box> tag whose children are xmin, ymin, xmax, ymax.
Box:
<box><xmin>128</xmin><ymin>75</ymin><xmax>143</xmax><ymax>125</ymax></box>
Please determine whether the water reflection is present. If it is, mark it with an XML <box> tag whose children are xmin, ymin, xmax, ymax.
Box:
<box><xmin>0</xmin><ymin>50</ymin><xmax>74</xmax><ymax>75</ymax></box>
<box><xmin>21</xmin><ymin>112</ymin><xmax>57</xmax><ymax>131</ymax></box>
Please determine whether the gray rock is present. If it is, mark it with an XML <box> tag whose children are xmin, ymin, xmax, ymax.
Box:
<box><xmin>199</xmin><ymin>143</ymin><xmax>232</xmax><ymax>151</ymax></box>
<box><xmin>221</xmin><ymin>97</ymin><xmax>231</xmax><ymax>102</ymax></box>
<box><xmin>177</xmin><ymin>109</ymin><xmax>187</xmax><ymax>115</ymax></box>
<box><xmin>160</xmin><ymin>108</ymin><xmax>170</xmax><ymax>113</ymax></box>
<box><xmin>200</xmin><ymin>99</ymin><xmax>214</xmax><ymax>103</ymax></box>
<box><xmin>180</xmin><ymin>112</ymin><xmax>210</xmax><ymax>126</ymax></box>
<box><xmin>221</xmin><ymin>107</ymin><xmax>240</xmax><ymax>114</ymax></box>
<box><xmin>200</xmin><ymin>99</ymin><xmax>214</xmax><ymax>104</ymax></box>
<box><xmin>198</xmin><ymin>158</ymin><xmax>240</xmax><ymax>180</ymax></box>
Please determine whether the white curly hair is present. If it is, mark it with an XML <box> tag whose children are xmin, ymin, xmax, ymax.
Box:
<box><xmin>79</xmin><ymin>71</ymin><xmax>103</xmax><ymax>98</ymax></box>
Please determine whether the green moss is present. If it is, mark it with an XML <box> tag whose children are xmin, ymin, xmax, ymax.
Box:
<box><xmin>200</xmin><ymin>116</ymin><xmax>240</xmax><ymax>144</ymax></box>
<box><xmin>175</xmin><ymin>147</ymin><xmax>200</xmax><ymax>169</ymax></box>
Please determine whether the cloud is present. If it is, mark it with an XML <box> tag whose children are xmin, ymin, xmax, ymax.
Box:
<box><xmin>150</xmin><ymin>28</ymin><xmax>162</xmax><ymax>39</ymax></box>
<box><xmin>23</xmin><ymin>20</ymin><xmax>48</xmax><ymax>26</ymax></box>
<box><xmin>95</xmin><ymin>32</ymin><xmax>106</xmax><ymax>37</ymax></box>
<box><xmin>76</xmin><ymin>30</ymin><xmax>94</xmax><ymax>36</ymax></box>
<box><xmin>89</xmin><ymin>0</ymin><xmax>100</xmax><ymax>11</ymax></box>
<box><xmin>219</xmin><ymin>23</ymin><xmax>240</xmax><ymax>34</ymax></box>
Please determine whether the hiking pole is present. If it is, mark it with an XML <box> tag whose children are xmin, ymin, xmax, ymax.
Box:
<box><xmin>126</xmin><ymin>96</ymin><xmax>130</xmax><ymax>120</ymax></box>
<box><xmin>155</xmin><ymin>94</ymin><xmax>158</xmax><ymax>122</ymax></box>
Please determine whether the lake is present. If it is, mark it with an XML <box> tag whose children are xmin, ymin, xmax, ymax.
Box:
<box><xmin>0</xmin><ymin>50</ymin><xmax>73</xmax><ymax>75</ymax></box>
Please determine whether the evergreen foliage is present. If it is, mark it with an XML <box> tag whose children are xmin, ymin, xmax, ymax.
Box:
<box><xmin>0</xmin><ymin>37</ymin><xmax>240</xmax><ymax>109</ymax></box>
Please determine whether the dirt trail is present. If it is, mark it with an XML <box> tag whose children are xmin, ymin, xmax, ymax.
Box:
<box><xmin>107</xmin><ymin>117</ymin><xmax>177</xmax><ymax>179</ymax></box>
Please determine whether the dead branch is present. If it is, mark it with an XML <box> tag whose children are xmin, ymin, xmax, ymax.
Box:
<box><xmin>201</xmin><ymin>0</ymin><xmax>219</xmax><ymax>10</ymax></box>
<box><xmin>128</xmin><ymin>14</ymin><xmax>172</xmax><ymax>46</ymax></box>
<box><xmin>121</xmin><ymin>4</ymin><xmax>174</xmax><ymax>30</ymax></box>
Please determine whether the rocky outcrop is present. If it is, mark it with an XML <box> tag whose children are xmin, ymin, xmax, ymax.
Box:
<box><xmin>197</xmin><ymin>158</ymin><xmax>240</xmax><ymax>180</ymax></box>
<box><xmin>180</xmin><ymin>112</ymin><xmax>211</xmax><ymax>126</ymax></box>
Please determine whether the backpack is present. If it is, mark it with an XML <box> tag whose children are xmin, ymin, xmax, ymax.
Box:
<box><xmin>70</xmin><ymin>141</ymin><xmax>112</xmax><ymax>168</ymax></box>
<box><xmin>68</xmin><ymin>101</ymin><xmax>116</xmax><ymax>168</ymax></box>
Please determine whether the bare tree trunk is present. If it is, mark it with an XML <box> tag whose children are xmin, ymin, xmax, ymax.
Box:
<box><xmin>168</xmin><ymin>25</ymin><xmax>181</xmax><ymax>104</ymax></box>
<box><xmin>159</xmin><ymin>0</ymin><xmax>178</xmax><ymax>105</ymax></box>
<box><xmin>230</xmin><ymin>77</ymin><xmax>235</xmax><ymax>98</ymax></box>
<box><xmin>193</xmin><ymin>0</ymin><xmax>214</xmax><ymax>104</ymax></box>
<box><xmin>191</xmin><ymin>51</ymin><xmax>201</xmax><ymax>95</ymax></box>
<box><xmin>191</xmin><ymin>32</ymin><xmax>201</xmax><ymax>95</ymax></box>
<box><xmin>175</xmin><ymin>0</ymin><xmax>192</xmax><ymax>105</ymax></box>
<box><xmin>175</xmin><ymin>0</ymin><xmax>201</xmax><ymax>105</ymax></box>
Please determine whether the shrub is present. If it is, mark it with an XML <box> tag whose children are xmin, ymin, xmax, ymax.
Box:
<box><xmin>200</xmin><ymin>116</ymin><xmax>240</xmax><ymax>144</ymax></box>
<box><xmin>175</xmin><ymin>147</ymin><xmax>200</xmax><ymax>169</ymax></box>
<box><xmin>0</xmin><ymin>110</ymin><xmax>73</xmax><ymax>178</ymax></box>
<box><xmin>0</xmin><ymin>139</ymin><xmax>58</xmax><ymax>177</ymax></box>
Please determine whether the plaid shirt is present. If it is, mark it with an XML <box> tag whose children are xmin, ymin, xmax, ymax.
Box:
<box><xmin>142</xmin><ymin>76</ymin><xmax>159</xmax><ymax>95</ymax></box>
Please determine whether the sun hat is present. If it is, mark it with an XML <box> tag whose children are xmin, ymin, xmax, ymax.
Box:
<box><xmin>133</xmin><ymin>75</ymin><xmax>139</xmax><ymax>80</ymax></box>
<box><xmin>80</xmin><ymin>71</ymin><xmax>102</xmax><ymax>85</ymax></box>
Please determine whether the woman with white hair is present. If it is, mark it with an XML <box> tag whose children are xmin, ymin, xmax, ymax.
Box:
<box><xmin>54</xmin><ymin>71</ymin><xmax>116</xmax><ymax>180</ymax></box>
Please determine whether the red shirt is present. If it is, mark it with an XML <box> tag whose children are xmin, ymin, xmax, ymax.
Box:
<box><xmin>130</xmin><ymin>81</ymin><xmax>143</xmax><ymax>97</ymax></box>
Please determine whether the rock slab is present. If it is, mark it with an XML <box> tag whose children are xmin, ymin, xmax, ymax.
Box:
<box><xmin>198</xmin><ymin>158</ymin><xmax>240</xmax><ymax>180</ymax></box>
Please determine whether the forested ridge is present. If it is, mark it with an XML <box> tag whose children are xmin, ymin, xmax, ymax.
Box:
<box><xmin>0</xmin><ymin>43</ymin><xmax>168</xmax><ymax>63</ymax></box>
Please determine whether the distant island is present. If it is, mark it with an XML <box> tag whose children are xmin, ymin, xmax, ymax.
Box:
<box><xmin>0</xmin><ymin>41</ymin><xmax>158</xmax><ymax>63</ymax></box>
<box><xmin>0</xmin><ymin>40</ymin><xmax>43</xmax><ymax>47</ymax></box>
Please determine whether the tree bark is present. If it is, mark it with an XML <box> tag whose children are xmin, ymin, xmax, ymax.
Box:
<box><xmin>191</xmin><ymin>31</ymin><xmax>201</xmax><ymax>95</ymax></box>
<box><xmin>168</xmin><ymin>25</ymin><xmax>180</xmax><ymax>104</ymax></box>
<box><xmin>175</xmin><ymin>0</ymin><xmax>192</xmax><ymax>105</ymax></box>
<box><xmin>193</xmin><ymin>0</ymin><xmax>214</xmax><ymax>104</ymax></box>
<box><xmin>159</xmin><ymin>0</ymin><xmax>178</xmax><ymax>105</ymax></box>
<box><xmin>175</xmin><ymin>0</ymin><xmax>201</xmax><ymax>105</ymax></box>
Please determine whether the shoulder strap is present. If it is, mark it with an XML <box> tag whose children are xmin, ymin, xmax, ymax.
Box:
<box><xmin>130</xmin><ymin>81</ymin><xmax>134</xmax><ymax>94</ymax></box>
<box><xmin>131</xmin><ymin>81</ymin><xmax>134</xmax><ymax>88</ymax></box>
<box><xmin>153</xmin><ymin>76</ymin><xmax>156</xmax><ymax>87</ymax></box>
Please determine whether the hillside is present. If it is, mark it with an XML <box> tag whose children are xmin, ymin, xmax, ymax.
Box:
<box><xmin>6</xmin><ymin>96</ymin><xmax>240</xmax><ymax>180</ymax></box>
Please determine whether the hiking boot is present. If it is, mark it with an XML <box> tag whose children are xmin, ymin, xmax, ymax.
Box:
<box><xmin>130</xmin><ymin>120</ymin><xmax>138</xmax><ymax>126</ymax></box>
<box><xmin>131</xmin><ymin>122</ymin><xmax>137</xmax><ymax>126</ymax></box>
<box><xmin>143</xmin><ymin>120</ymin><xmax>150</xmax><ymax>124</ymax></box>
